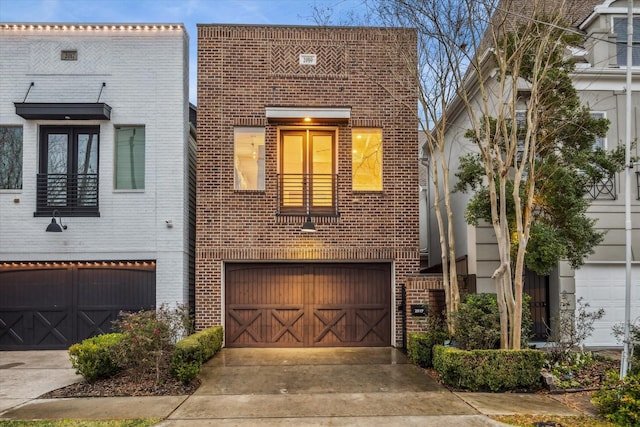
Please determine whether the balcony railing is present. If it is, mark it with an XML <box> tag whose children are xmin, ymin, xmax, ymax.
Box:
<box><xmin>36</xmin><ymin>173</ymin><xmax>99</xmax><ymax>216</ymax></box>
<box><xmin>585</xmin><ymin>175</ymin><xmax>616</xmax><ymax>200</ymax></box>
<box><xmin>277</xmin><ymin>173</ymin><xmax>339</xmax><ymax>216</ymax></box>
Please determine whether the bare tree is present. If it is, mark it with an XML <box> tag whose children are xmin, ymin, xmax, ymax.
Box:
<box><xmin>369</xmin><ymin>0</ymin><xmax>499</xmax><ymax>335</ymax></box>
<box><xmin>312</xmin><ymin>0</ymin><xmax>602</xmax><ymax>347</ymax></box>
<box><xmin>372</xmin><ymin>0</ymin><xmax>605</xmax><ymax>349</ymax></box>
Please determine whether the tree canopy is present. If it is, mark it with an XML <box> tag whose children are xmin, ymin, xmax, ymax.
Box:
<box><xmin>454</xmin><ymin>17</ymin><xmax>627</xmax><ymax>276</ymax></box>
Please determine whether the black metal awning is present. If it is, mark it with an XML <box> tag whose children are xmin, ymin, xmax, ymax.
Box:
<box><xmin>14</xmin><ymin>102</ymin><xmax>112</xmax><ymax>120</ymax></box>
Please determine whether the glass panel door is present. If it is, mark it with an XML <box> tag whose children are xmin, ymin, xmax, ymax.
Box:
<box><xmin>38</xmin><ymin>126</ymin><xmax>100</xmax><ymax>215</ymax></box>
<box><xmin>77</xmin><ymin>132</ymin><xmax>98</xmax><ymax>206</ymax></box>
<box><xmin>281</xmin><ymin>132</ymin><xmax>305</xmax><ymax>207</ymax></box>
<box><xmin>310</xmin><ymin>133</ymin><xmax>333</xmax><ymax>207</ymax></box>
<box><xmin>47</xmin><ymin>133</ymin><xmax>68</xmax><ymax>206</ymax></box>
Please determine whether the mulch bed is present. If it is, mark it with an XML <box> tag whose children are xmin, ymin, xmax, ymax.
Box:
<box><xmin>41</xmin><ymin>350</ymin><xmax>620</xmax><ymax>400</ymax></box>
<box><xmin>40</xmin><ymin>369</ymin><xmax>200</xmax><ymax>398</ymax></box>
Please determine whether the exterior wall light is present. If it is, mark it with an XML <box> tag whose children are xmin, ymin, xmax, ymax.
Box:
<box><xmin>301</xmin><ymin>214</ymin><xmax>317</xmax><ymax>232</ymax></box>
<box><xmin>46</xmin><ymin>209</ymin><xmax>67</xmax><ymax>232</ymax></box>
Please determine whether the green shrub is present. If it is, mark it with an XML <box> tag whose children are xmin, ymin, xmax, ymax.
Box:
<box><xmin>110</xmin><ymin>304</ymin><xmax>193</xmax><ymax>384</ymax></box>
<box><xmin>432</xmin><ymin>345</ymin><xmax>545</xmax><ymax>391</ymax></box>
<box><xmin>408</xmin><ymin>331</ymin><xmax>448</xmax><ymax>368</ymax></box>
<box><xmin>111</xmin><ymin>309</ymin><xmax>174</xmax><ymax>381</ymax></box>
<box><xmin>452</xmin><ymin>293</ymin><xmax>533</xmax><ymax>350</ymax></box>
<box><xmin>592</xmin><ymin>372</ymin><xmax>640</xmax><ymax>426</ymax></box>
<box><xmin>452</xmin><ymin>294</ymin><xmax>501</xmax><ymax>350</ymax></box>
<box><xmin>171</xmin><ymin>326</ymin><xmax>223</xmax><ymax>384</ymax></box>
<box><xmin>68</xmin><ymin>333</ymin><xmax>124</xmax><ymax>382</ymax></box>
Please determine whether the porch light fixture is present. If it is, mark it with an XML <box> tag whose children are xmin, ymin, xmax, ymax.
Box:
<box><xmin>46</xmin><ymin>209</ymin><xmax>67</xmax><ymax>232</ymax></box>
<box><xmin>301</xmin><ymin>214</ymin><xmax>317</xmax><ymax>233</ymax></box>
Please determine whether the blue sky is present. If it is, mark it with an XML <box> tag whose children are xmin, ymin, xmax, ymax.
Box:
<box><xmin>0</xmin><ymin>0</ymin><xmax>365</xmax><ymax>103</ymax></box>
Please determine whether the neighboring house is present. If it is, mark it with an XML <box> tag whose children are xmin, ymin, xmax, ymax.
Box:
<box><xmin>196</xmin><ymin>25</ymin><xmax>419</xmax><ymax>347</ymax></box>
<box><xmin>0</xmin><ymin>23</ymin><xmax>194</xmax><ymax>350</ymax></box>
<box><xmin>425</xmin><ymin>0</ymin><xmax>640</xmax><ymax>346</ymax></box>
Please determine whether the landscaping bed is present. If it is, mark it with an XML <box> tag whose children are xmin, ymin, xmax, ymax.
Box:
<box><xmin>543</xmin><ymin>353</ymin><xmax>620</xmax><ymax>393</ymax></box>
<box><xmin>40</xmin><ymin>353</ymin><xmax>200</xmax><ymax>398</ymax></box>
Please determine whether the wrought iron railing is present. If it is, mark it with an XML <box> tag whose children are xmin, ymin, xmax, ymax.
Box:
<box><xmin>36</xmin><ymin>173</ymin><xmax>99</xmax><ymax>216</ymax></box>
<box><xmin>585</xmin><ymin>175</ymin><xmax>616</xmax><ymax>200</ymax></box>
<box><xmin>277</xmin><ymin>173</ymin><xmax>339</xmax><ymax>216</ymax></box>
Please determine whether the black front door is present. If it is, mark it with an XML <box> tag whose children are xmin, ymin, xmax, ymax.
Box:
<box><xmin>524</xmin><ymin>268</ymin><xmax>550</xmax><ymax>340</ymax></box>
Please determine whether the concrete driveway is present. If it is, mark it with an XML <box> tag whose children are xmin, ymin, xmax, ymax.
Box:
<box><xmin>1</xmin><ymin>347</ymin><xmax>580</xmax><ymax>426</ymax></box>
<box><xmin>0</xmin><ymin>350</ymin><xmax>82</xmax><ymax>413</ymax></box>
<box><xmin>159</xmin><ymin>347</ymin><xmax>511</xmax><ymax>426</ymax></box>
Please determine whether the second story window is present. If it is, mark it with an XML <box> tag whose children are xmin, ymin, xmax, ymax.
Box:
<box><xmin>278</xmin><ymin>129</ymin><xmax>337</xmax><ymax>216</ymax></box>
<box><xmin>0</xmin><ymin>126</ymin><xmax>23</xmax><ymax>190</ymax></box>
<box><xmin>585</xmin><ymin>112</ymin><xmax>615</xmax><ymax>200</ymax></box>
<box><xmin>352</xmin><ymin>128</ymin><xmax>382</xmax><ymax>191</ymax></box>
<box><xmin>614</xmin><ymin>16</ymin><xmax>640</xmax><ymax>67</ymax></box>
<box><xmin>590</xmin><ymin>112</ymin><xmax>607</xmax><ymax>150</ymax></box>
<box><xmin>234</xmin><ymin>127</ymin><xmax>265</xmax><ymax>191</ymax></box>
<box><xmin>115</xmin><ymin>126</ymin><xmax>145</xmax><ymax>190</ymax></box>
<box><xmin>37</xmin><ymin>126</ymin><xmax>99</xmax><ymax>216</ymax></box>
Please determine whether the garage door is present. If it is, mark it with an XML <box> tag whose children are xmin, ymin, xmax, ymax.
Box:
<box><xmin>0</xmin><ymin>261</ymin><xmax>155</xmax><ymax>350</ymax></box>
<box><xmin>575</xmin><ymin>264</ymin><xmax>640</xmax><ymax>347</ymax></box>
<box><xmin>225</xmin><ymin>263</ymin><xmax>391</xmax><ymax>347</ymax></box>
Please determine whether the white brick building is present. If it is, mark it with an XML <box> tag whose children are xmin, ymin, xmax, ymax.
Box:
<box><xmin>0</xmin><ymin>23</ymin><xmax>194</xmax><ymax>349</ymax></box>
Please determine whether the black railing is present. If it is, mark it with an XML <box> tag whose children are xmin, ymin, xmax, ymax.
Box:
<box><xmin>585</xmin><ymin>175</ymin><xmax>616</xmax><ymax>200</ymax></box>
<box><xmin>277</xmin><ymin>173</ymin><xmax>339</xmax><ymax>216</ymax></box>
<box><xmin>36</xmin><ymin>173</ymin><xmax>99</xmax><ymax>216</ymax></box>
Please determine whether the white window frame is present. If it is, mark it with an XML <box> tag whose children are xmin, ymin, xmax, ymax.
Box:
<box><xmin>114</xmin><ymin>125</ymin><xmax>146</xmax><ymax>192</ymax></box>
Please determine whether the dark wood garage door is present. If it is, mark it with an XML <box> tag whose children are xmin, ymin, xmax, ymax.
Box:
<box><xmin>0</xmin><ymin>261</ymin><xmax>155</xmax><ymax>350</ymax></box>
<box><xmin>225</xmin><ymin>263</ymin><xmax>391</xmax><ymax>347</ymax></box>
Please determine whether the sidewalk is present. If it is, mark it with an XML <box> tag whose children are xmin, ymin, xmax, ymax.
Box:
<box><xmin>0</xmin><ymin>348</ymin><xmax>584</xmax><ymax>426</ymax></box>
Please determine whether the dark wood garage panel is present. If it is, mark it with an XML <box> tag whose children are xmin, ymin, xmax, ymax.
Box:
<box><xmin>0</xmin><ymin>262</ymin><xmax>155</xmax><ymax>350</ymax></box>
<box><xmin>225</xmin><ymin>263</ymin><xmax>391</xmax><ymax>347</ymax></box>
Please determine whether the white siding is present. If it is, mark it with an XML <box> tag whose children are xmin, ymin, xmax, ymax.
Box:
<box><xmin>575</xmin><ymin>265</ymin><xmax>640</xmax><ymax>347</ymax></box>
<box><xmin>0</xmin><ymin>24</ymin><xmax>190</xmax><ymax>307</ymax></box>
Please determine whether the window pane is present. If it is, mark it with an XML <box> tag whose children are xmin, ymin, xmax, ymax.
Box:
<box><xmin>77</xmin><ymin>132</ymin><xmax>98</xmax><ymax>206</ymax></box>
<box><xmin>614</xmin><ymin>17</ymin><xmax>640</xmax><ymax>66</ymax></box>
<box><xmin>234</xmin><ymin>127</ymin><xmax>265</xmax><ymax>191</ymax></box>
<box><xmin>281</xmin><ymin>132</ymin><xmax>304</xmax><ymax>206</ymax></box>
<box><xmin>352</xmin><ymin>128</ymin><xmax>382</xmax><ymax>191</ymax></box>
<box><xmin>0</xmin><ymin>126</ymin><xmax>23</xmax><ymax>189</ymax></box>
<box><xmin>77</xmin><ymin>133</ymin><xmax>98</xmax><ymax>174</ymax></box>
<box><xmin>47</xmin><ymin>134</ymin><xmax>68</xmax><ymax>205</ymax></box>
<box><xmin>48</xmin><ymin>134</ymin><xmax>68</xmax><ymax>174</ymax></box>
<box><xmin>311</xmin><ymin>133</ymin><xmax>333</xmax><ymax>206</ymax></box>
<box><xmin>590</xmin><ymin>112</ymin><xmax>606</xmax><ymax>150</ymax></box>
<box><xmin>115</xmin><ymin>126</ymin><xmax>145</xmax><ymax>190</ymax></box>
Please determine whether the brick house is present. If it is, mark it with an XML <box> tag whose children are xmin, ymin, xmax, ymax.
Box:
<box><xmin>0</xmin><ymin>23</ymin><xmax>194</xmax><ymax>349</ymax></box>
<box><xmin>196</xmin><ymin>24</ymin><xmax>419</xmax><ymax>347</ymax></box>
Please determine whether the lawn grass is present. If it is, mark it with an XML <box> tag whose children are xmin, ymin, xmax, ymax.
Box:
<box><xmin>0</xmin><ymin>419</ymin><xmax>160</xmax><ymax>427</ymax></box>
<box><xmin>492</xmin><ymin>414</ymin><xmax>616</xmax><ymax>427</ymax></box>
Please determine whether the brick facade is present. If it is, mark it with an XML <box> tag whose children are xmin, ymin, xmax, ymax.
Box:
<box><xmin>196</xmin><ymin>25</ymin><xmax>419</xmax><ymax>347</ymax></box>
